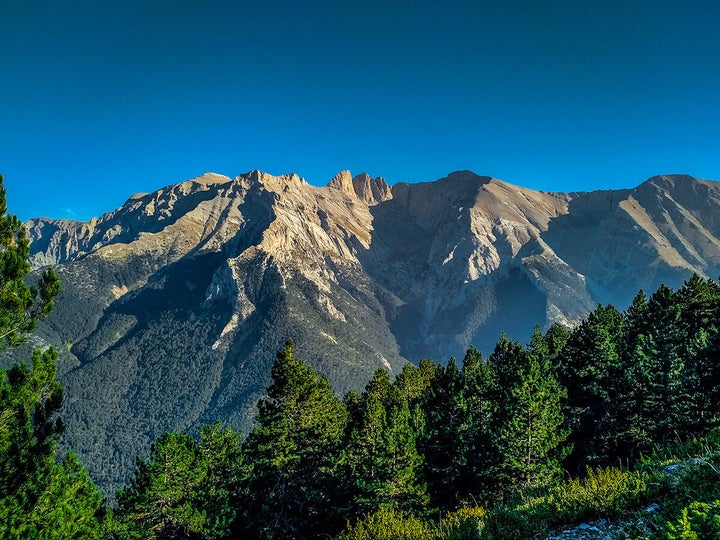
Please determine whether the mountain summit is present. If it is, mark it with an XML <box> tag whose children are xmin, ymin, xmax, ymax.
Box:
<box><xmin>20</xmin><ymin>170</ymin><xmax>720</xmax><ymax>492</ymax></box>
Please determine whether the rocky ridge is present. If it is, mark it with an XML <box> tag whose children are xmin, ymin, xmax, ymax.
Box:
<box><xmin>17</xmin><ymin>169</ymin><xmax>720</xmax><ymax>493</ymax></box>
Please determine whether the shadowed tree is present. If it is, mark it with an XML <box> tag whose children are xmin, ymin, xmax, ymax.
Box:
<box><xmin>342</xmin><ymin>368</ymin><xmax>429</xmax><ymax>520</ymax></box>
<box><xmin>491</xmin><ymin>328</ymin><xmax>568</xmax><ymax>495</ymax></box>
<box><xmin>558</xmin><ymin>305</ymin><xmax>626</xmax><ymax>470</ymax></box>
<box><xmin>238</xmin><ymin>339</ymin><xmax>348</xmax><ymax>539</ymax></box>
<box><xmin>422</xmin><ymin>346</ymin><xmax>500</xmax><ymax>509</ymax></box>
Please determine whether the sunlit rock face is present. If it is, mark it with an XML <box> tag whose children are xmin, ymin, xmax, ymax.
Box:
<box><xmin>20</xmin><ymin>170</ymin><xmax>720</xmax><ymax>493</ymax></box>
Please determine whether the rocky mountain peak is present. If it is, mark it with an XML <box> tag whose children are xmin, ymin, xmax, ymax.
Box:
<box><xmin>327</xmin><ymin>170</ymin><xmax>355</xmax><ymax>196</ymax></box>
<box><xmin>190</xmin><ymin>172</ymin><xmax>234</xmax><ymax>185</ymax></box>
<box><xmin>351</xmin><ymin>173</ymin><xmax>393</xmax><ymax>205</ymax></box>
<box><xmin>242</xmin><ymin>170</ymin><xmax>307</xmax><ymax>192</ymax></box>
<box><xmin>645</xmin><ymin>173</ymin><xmax>700</xmax><ymax>189</ymax></box>
<box><xmin>327</xmin><ymin>171</ymin><xmax>393</xmax><ymax>205</ymax></box>
<box><xmin>18</xmin><ymin>168</ymin><xmax>720</xmax><ymax>496</ymax></box>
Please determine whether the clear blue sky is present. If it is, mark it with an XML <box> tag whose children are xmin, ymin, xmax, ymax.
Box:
<box><xmin>2</xmin><ymin>0</ymin><xmax>719</xmax><ymax>221</ymax></box>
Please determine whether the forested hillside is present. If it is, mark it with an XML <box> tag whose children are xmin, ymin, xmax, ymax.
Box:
<box><xmin>106</xmin><ymin>274</ymin><xmax>720</xmax><ymax>538</ymax></box>
<box><xmin>3</xmin><ymin>172</ymin><xmax>720</xmax><ymax>538</ymax></box>
<box><xmin>5</xmin><ymin>276</ymin><xmax>720</xmax><ymax>538</ymax></box>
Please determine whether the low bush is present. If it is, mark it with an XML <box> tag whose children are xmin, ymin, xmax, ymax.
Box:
<box><xmin>338</xmin><ymin>506</ymin><xmax>433</xmax><ymax>540</ymax></box>
<box><xmin>664</xmin><ymin>500</ymin><xmax>720</xmax><ymax>539</ymax></box>
<box><xmin>476</xmin><ymin>466</ymin><xmax>655</xmax><ymax>539</ymax></box>
<box><xmin>438</xmin><ymin>507</ymin><xmax>486</xmax><ymax>540</ymax></box>
<box><xmin>547</xmin><ymin>467</ymin><xmax>653</xmax><ymax>522</ymax></box>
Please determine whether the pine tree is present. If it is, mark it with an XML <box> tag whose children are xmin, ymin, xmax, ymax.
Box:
<box><xmin>0</xmin><ymin>175</ymin><xmax>99</xmax><ymax>536</ymax></box>
<box><xmin>633</xmin><ymin>285</ymin><xmax>689</xmax><ymax>446</ymax></box>
<box><xmin>0</xmin><ymin>349</ymin><xmax>104</xmax><ymax>538</ymax></box>
<box><xmin>0</xmin><ymin>174</ymin><xmax>60</xmax><ymax>349</ymax></box>
<box><xmin>393</xmin><ymin>359</ymin><xmax>437</xmax><ymax>404</ymax></box>
<box><xmin>541</xmin><ymin>322</ymin><xmax>571</xmax><ymax>377</ymax></box>
<box><xmin>239</xmin><ymin>339</ymin><xmax>348</xmax><ymax>539</ymax></box>
<box><xmin>491</xmin><ymin>329</ymin><xmax>568</xmax><ymax>494</ymax></box>
<box><xmin>420</xmin><ymin>347</ymin><xmax>499</xmax><ymax>509</ymax></box>
<box><xmin>116</xmin><ymin>432</ymin><xmax>208</xmax><ymax>538</ymax></box>
<box><xmin>342</xmin><ymin>369</ymin><xmax>428</xmax><ymax>519</ymax></box>
<box><xmin>559</xmin><ymin>305</ymin><xmax>626</xmax><ymax>469</ymax></box>
<box><xmin>676</xmin><ymin>275</ymin><xmax>720</xmax><ymax>434</ymax></box>
<box><xmin>455</xmin><ymin>346</ymin><xmax>498</xmax><ymax>505</ymax></box>
<box><xmin>421</xmin><ymin>357</ymin><xmax>465</xmax><ymax>509</ymax></box>
<box><xmin>115</xmin><ymin>423</ymin><xmax>242</xmax><ymax>539</ymax></box>
<box><xmin>197</xmin><ymin>422</ymin><xmax>244</xmax><ymax>537</ymax></box>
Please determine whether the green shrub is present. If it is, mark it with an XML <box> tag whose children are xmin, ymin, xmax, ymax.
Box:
<box><xmin>479</xmin><ymin>502</ymin><xmax>551</xmax><ymax>540</ymax></box>
<box><xmin>665</xmin><ymin>500</ymin><xmax>720</xmax><ymax>539</ymax></box>
<box><xmin>674</xmin><ymin>461</ymin><xmax>720</xmax><ymax>505</ymax></box>
<box><xmin>640</xmin><ymin>429</ymin><xmax>720</xmax><ymax>470</ymax></box>
<box><xmin>473</xmin><ymin>467</ymin><xmax>655</xmax><ymax>539</ymax></box>
<box><xmin>339</xmin><ymin>506</ymin><xmax>433</xmax><ymax>540</ymax></box>
<box><xmin>438</xmin><ymin>507</ymin><xmax>486</xmax><ymax>540</ymax></box>
<box><xmin>547</xmin><ymin>467</ymin><xmax>653</xmax><ymax>522</ymax></box>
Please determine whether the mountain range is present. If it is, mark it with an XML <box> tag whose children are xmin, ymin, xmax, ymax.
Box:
<box><xmin>11</xmin><ymin>169</ymin><xmax>720</xmax><ymax>493</ymax></box>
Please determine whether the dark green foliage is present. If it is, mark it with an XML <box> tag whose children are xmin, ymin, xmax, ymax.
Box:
<box><xmin>115</xmin><ymin>423</ymin><xmax>242</xmax><ymax>539</ymax></box>
<box><xmin>665</xmin><ymin>500</ymin><xmax>720</xmax><ymax>539</ymax></box>
<box><xmin>0</xmin><ymin>348</ymin><xmax>104</xmax><ymax>538</ymax></box>
<box><xmin>490</xmin><ymin>328</ymin><xmax>568</xmax><ymax>495</ymax></box>
<box><xmin>455</xmin><ymin>346</ymin><xmax>498</xmax><ymax>501</ymax></box>
<box><xmin>341</xmin><ymin>368</ymin><xmax>429</xmax><ymax>519</ymax></box>
<box><xmin>619</xmin><ymin>276</ymin><xmax>720</xmax><ymax>459</ymax></box>
<box><xmin>0</xmin><ymin>175</ymin><xmax>60</xmax><ymax>349</ymax></box>
<box><xmin>541</xmin><ymin>323</ymin><xmax>571</xmax><ymax>366</ymax></box>
<box><xmin>238</xmin><ymin>339</ymin><xmax>349</xmax><ymax>539</ymax></box>
<box><xmin>559</xmin><ymin>304</ymin><xmax>628</xmax><ymax>469</ymax></box>
<box><xmin>674</xmin><ymin>275</ymin><xmax>720</xmax><ymax>436</ymax></box>
<box><xmin>634</xmin><ymin>285</ymin><xmax>687</xmax><ymax>446</ymax></box>
<box><xmin>423</xmin><ymin>348</ymin><xmax>498</xmax><ymax>509</ymax></box>
<box><xmin>422</xmin><ymin>356</ymin><xmax>469</xmax><ymax>509</ymax></box>
<box><xmin>0</xmin><ymin>348</ymin><xmax>63</xmax><ymax>493</ymax></box>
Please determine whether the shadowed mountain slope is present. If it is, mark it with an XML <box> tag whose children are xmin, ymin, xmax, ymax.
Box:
<box><xmin>13</xmin><ymin>169</ymin><xmax>720</xmax><ymax>493</ymax></box>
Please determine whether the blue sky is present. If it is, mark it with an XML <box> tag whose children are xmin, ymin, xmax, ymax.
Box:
<box><xmin>2</xmin><ymin>0</ymin><xmax>719</xmax><ymax>221</ymax></box>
